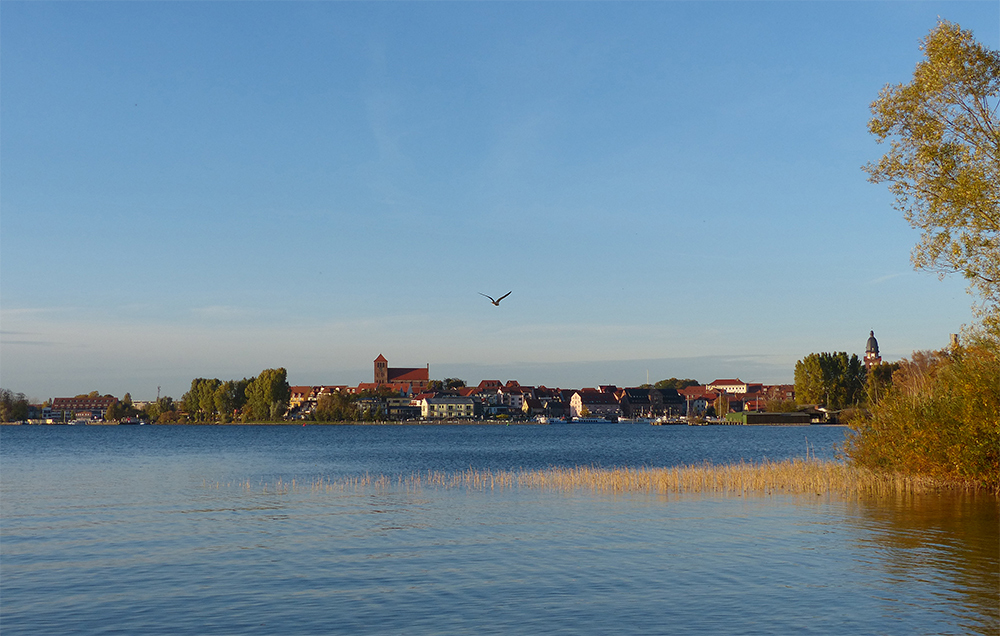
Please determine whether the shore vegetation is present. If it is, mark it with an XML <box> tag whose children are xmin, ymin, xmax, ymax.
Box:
<box><xmin>0</xmin><ymin>388</ymin><xmax>30</xmax><ymax>422</ymax></box>
<box><xmin>837</xmin><ymin>20</ymin><xmax>1000</xmax><ymax>491</ymax></box>
<box><xmin>846</xmin><ymin>338</ymin><xmax>999</xmax><ymax>490</ymax></box>
<box><xmin>224</xmin><ymin>458</ymin><xmax>988</xmax><ymax>498</ymax></box>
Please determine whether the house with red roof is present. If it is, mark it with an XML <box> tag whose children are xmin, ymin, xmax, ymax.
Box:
<box><xmin>569</xmin><ymin>391</ymin><xmax>621</xmax><ymax>419</ymax></box>
<box><xmin>289</xmin><ymin>386</ymin><xmax>319</xmax><ymax>408</ymax></box>
<box><xmin>764</xmin><ymin>384</ymin><xmax>796</xmax><ymax>401</ymax></box>
<box><xmin>498</xmin><ymin>385</ymin><xmax>527</xmax><ymax>410</ymax></box>
<box><xmin>50</xmin><ymin>395</ymin><xmax>117</xmax><ymax>421</ymax></box>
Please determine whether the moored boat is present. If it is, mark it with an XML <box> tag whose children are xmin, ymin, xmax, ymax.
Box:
<box><xmin>652</xmin><ymin>416</ymin><xmax>686</xmax><ymax>425</ymax></box>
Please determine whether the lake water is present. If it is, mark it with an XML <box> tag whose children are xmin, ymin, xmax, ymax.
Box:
<box><xmin>1</xmin><ymin>424</ymin><xmax>997</xmax><ymax>635</ymax></box>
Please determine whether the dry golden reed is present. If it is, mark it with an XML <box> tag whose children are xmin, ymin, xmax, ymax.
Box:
<box><xmin>221</xmin><ymin>459</ymin><xmax>969</xmax><ymax>497</ymax></box>
<box><xmin>403</xmin><ymin>460</ymin><xmax>958</xmax><ymax>496</ymax></box>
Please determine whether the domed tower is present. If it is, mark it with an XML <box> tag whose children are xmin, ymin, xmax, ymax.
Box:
<box><xmin>864</xmin><ymin>331</ymin><xmax>882</xmax><ymax>368</ymax></box>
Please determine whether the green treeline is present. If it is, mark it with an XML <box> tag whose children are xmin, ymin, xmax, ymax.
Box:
<box><xmin>653</xmin><ymin>378</ymin><xmax>699</xmax><ymax>390</ymax></box>
<box><xmin>793</xmin><ymin>352</ymin><xmax>867</xmax><ymax>410</ymax></box>
<box><xmin>0</xmin><ymin>389</ymin><xmax>30</xmax><ymax>422</ymax></box>
<box><xmin>181</xmin><ymin>368</ymin><xmax>289</xmax><ymax>423</ymax></box>
<box><xmin>181</xmin><ymin>377</ymin><xmax>252</xmax><ymax>423</ymax></box>
<box><xmin>179</xmin><ymin>370</ymin><xmax>394</xmax><ymax>423</ymax></box>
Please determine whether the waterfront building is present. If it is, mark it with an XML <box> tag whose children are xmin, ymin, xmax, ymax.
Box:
<box><xmin>678</xmin><ymin>386</ymin><xmax>721</xmax><ymax>416</ymax></box>
<box><xmin>49</xmin><ymin>395</ymin><xmax>117</xmax><ymax>421</ymax></box>
<box><xmin>655</xmin><ymin>387</ymin><xmax>685</xmax><ymax>415</ymax></box>
<box><xmin>569</xmin><ymin>391</ymin><xmax>621</xmax><ymax>419</ymax></box>
<box><xmin>421</xmin><ymin>396</ymin><xmax>476</xmax><ymax>419</ymax></box>
<box><xmin>617</xmin><ymin>388</ymin><xmax>658</xmax><ymax>418</ymax></box>
<box><xmin>522</xmin><ymin>398</ymin><xmax>545</xmax><ymax>418</ymax></box>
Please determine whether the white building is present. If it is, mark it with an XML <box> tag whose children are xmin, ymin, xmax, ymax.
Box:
<box><xmin>421</xmin><ymin>397</ymin><xmax>476</xmax><ymax>419</ymax></box>
<box><xmin>569</xmin><ymin>392</ymin><xmax>621</xmax><ymax>419</ymax></box>
<box><xmin>706</xmin><ymin>379</ymin><xmax>749</xmax><ymax>395</ymax></box>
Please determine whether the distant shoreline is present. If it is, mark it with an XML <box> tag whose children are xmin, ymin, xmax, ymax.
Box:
<box><xmin>3</xmin><ymin>420</ymin><xmax>847</xmax><ymax>427</ymax></box>
<box><xmin>2</xmin><ymin>420</ymin><xmax>541</xmax><ymax>427</ymax></box>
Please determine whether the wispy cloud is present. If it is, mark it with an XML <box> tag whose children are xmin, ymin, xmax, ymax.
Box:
<box><xmin>868</xmin><ymin>273</ymin><xmax>905</xmax><ymax>285</ymax></box>
<box><xmin>1</xmin><ymin>338</ymin><xmax>57</xmax><ymax>347</ymax></box>
<box><xmin>0</xmin><ymin>329</ymin><xmax>57</xmax><ymax>346</ymax></box>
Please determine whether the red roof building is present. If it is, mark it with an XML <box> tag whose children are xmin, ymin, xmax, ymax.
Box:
<box><xmin>373</xmin><ymin>355</ymin><xmax>430</xmax><ymax>390</ymax></box>
<box><xmin>706</xmin><ymin>379</ymin><xmax>749</xmax><ymax>394</ymax></box>
<box><xmin>51</xmin><ymin>396</ymin><xmax>117</xmax><ymax>420</ymax></box>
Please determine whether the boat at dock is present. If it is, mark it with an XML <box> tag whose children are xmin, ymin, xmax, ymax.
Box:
<box><xmin>535</xmin><ymin>416</ymin><xmax>568</xmax><ymax>424</ymax></box>
<box><xmin>652</xmin><ymin>416</ymin><xmax>688</xmax><ymax>425</ymax></box>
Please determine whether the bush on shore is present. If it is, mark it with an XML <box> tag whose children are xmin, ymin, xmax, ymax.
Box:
<box><xmin>845</xmin><ymin>338</ymin><xmax>1000</xmax><ymax>490</ymax></box>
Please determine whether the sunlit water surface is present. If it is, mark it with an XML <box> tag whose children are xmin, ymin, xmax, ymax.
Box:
<box><xmin>2</xmin><ymin>425</ymin><xmax>996</xmax><ymax>635</ymax></box>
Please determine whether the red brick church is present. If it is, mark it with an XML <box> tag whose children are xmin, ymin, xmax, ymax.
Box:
<box><xmin>374</xmin><ymin>354</ymin><xmax>430</xmax><ymax>390</ymax></box>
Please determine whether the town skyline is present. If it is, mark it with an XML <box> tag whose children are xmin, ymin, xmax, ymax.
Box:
<box><xmin>3</xmin><ymin>3</ymin><xmax>995</xmax><ymax>402</ymax></box>
<box><xmin>15</xmin><ymin>329</ymin><xmax>883</xmax><ymax>405</ymax></box>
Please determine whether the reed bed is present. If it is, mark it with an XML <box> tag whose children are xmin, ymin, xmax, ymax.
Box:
<box><xmin>401</xmin><ymin>459</ymin><xmax>959</xmax><ymax>496</ymax></box>
<box><xmin>216</xmin><ymin>459</ymin><xmax>973</xmax><ymax>498</ymax></box>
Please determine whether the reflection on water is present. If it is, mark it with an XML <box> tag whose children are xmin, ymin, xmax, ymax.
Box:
<box><xmin>848</xmin><ymin>492</ymin><xmax>999</xmax><ymax>635</ymax></box>
<box><xmin>4</xmin><ymin>484</ymin><xmax>996</xmax><ymax>635</ymax></box>
<box><xmin>1</xmin><ymin>425</ymin><xmax>997</xmax><ymax>635</ymax></box>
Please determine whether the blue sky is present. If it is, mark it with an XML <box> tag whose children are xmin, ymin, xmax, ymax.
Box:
<box><xmin>2</xmin><ymin>1</ymin><xmax>997</xmax><ymax>401</ymax></box>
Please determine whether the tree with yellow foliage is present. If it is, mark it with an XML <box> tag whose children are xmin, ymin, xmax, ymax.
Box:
<box><xmin>865</xmin><ymin>20</ymin><xmax>999</xmax><ymax>335</ymax></box>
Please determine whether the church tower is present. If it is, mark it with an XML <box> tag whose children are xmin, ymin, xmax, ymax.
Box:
<box><xmin>864</xmin><ymin>331</ymin><xmax>882</xmax><ymax>369</ymax></box>
<box><xmin>374</xmin><ymin>354</ymin><xmax>388</xmax><ymax>384</ymax></box>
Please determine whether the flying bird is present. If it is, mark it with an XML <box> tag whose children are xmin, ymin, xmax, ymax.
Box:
<box><xmin>479</xmin><ymin>291</ymin><xmax>512</xmax><ymax>306</ymax></box>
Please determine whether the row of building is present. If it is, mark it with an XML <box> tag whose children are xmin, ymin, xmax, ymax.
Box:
<box><xmin>31</xmin><ymin>354</ymin><xmax>798</xmax><ymax>423</ymax></box>
<box><xmin>288</xmin><ymin>355</ymin><xmax>796</xmax><ymax>421</ymax></box>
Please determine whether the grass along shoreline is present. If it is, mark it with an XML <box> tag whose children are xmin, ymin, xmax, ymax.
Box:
<box><xmin>222</xmin><ymin>458</ymin><xmax>994</xmax><ymax>497</ymax></box>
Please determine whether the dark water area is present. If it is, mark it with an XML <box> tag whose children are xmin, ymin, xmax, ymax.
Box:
<box><xmin>2</xmin><ymin>424</ymin><xmax>997</xmax><ymax>635</ymax></box>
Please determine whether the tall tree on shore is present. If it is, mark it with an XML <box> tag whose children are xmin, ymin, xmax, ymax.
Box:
<box><xmin>315</xmin><ymin>391</ymin><xmax>360</xmax><ymax>421</ymax></box>
<box><xmin>1</xmin><ymin>389</ymin><xmax>29</xmax><ymax>422</ymax></box>
<box><xmin>794</xmin><ymin>352</ymin><xmax>866</xmax><ymax>409</ymax></box>
<box><xmin>244</xmin><ymin>368</ymin><xmax>291</xmax><ymax>421</ymax></box>
<box><xmin>214</xmin><ymin>379</ymin><xmax>251</xmax><ymax>422</ymax></box>
<box><xmin>864</xmin><ymin>20</ymin><xmax>1000</xmax><ymax>335</ymax></box>
<box><xmin>105</xmin><ymin>400</ymin><xmax>124</xmax><ymax>421</ymax></box>
<box><xmin>182</xmin><ymin>378</ymin><xmax>222</xmax><ymax>422</ymax></box>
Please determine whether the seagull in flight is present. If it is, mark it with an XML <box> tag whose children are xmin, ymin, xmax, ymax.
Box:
<box><xmin>479</xmin><ymin>291</ymin><xmax>512</xmax><ymax>306</ymax></box>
